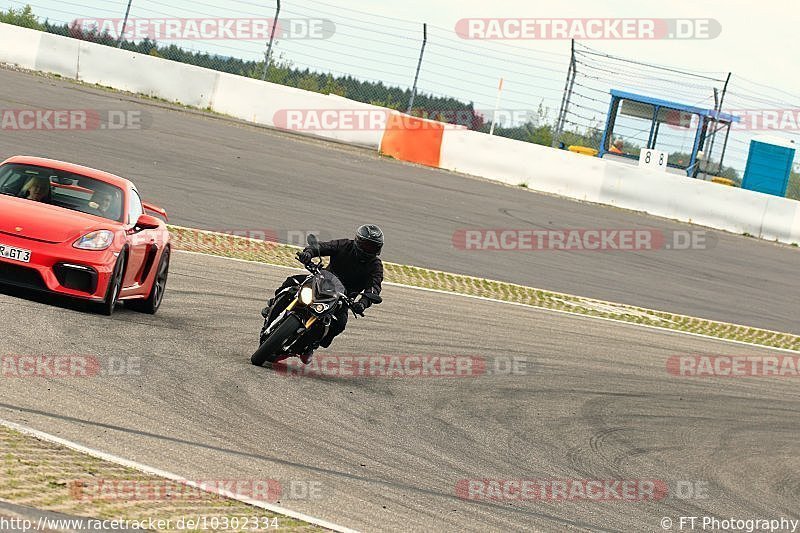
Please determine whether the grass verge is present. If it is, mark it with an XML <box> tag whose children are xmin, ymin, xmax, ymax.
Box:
<box><xmin>0</xmin><ymin>425</ymin><xmax>320</xmax><ymax>532</ymax></box>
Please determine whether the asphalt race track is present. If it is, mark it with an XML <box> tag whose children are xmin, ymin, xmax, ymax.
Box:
<box><xmin>1</xmin><ymin>252</ymin><xmax>798</xmax><ymax>532</ymax></box>
<box><xmin>0</xmin><ymin>68</ymin><xmax>798</xmax><ymax>333</ymax></box>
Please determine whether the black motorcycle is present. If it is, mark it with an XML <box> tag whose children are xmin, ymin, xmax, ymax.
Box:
<box><xmin>251</xmin><ymin>234</ymin><xmax>382</xmax><ymax>366</ymax></box>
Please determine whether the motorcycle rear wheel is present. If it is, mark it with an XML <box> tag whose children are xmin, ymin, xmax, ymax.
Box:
<box><xmin>251</xmin><ymin>314</ymin><xmax>303</xmax><ymax>366</ymax></box>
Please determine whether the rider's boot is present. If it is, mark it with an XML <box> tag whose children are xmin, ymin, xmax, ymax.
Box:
<box><xmin>299</xmin><ymin>342</ymin><xmax>319</xmax><ymax>365</ymax></box>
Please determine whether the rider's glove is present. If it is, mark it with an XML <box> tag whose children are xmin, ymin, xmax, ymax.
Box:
<box><xmin>296</xmin><ymin>250</ymin><xmax>313</xmax><ymax>265</ymax></box>
<box><xmin>351</xmin><ymin>301</ymin><xmax>366</xmax><ymax>316</ymax></box>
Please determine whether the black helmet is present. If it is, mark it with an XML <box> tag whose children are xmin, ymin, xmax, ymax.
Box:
<box><xmin>354</xmin><ymin>224</ymin><xmax>384</xmax><ymax>257</ymax></box>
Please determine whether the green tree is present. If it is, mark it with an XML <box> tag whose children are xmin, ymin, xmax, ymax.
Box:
<box><xmin>527</xmin><ymin>125</ymin><xmax>553</xmax><ymax>146</ymax></box>
<box><xmin>0</xmin><ymin>5</ymin><xmax>42</xmax><ymax>29</ymax></box>
<box><xmin>322</xmin><ymin>74</ymin><xmax>346</xmax><ymax>96</ymax></box>
<box><xmin>787</xmin><ymin>171</ymin><xmax>800</xmax><ymax>200</ymax></box>
<box><xmin>296</xmin><ymin>72</ymin><xmax>321</xmax><ymax>93</ymax></box>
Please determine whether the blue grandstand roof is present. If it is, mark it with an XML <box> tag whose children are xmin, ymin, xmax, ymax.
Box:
<box><xmin>610</xmin><ymin>90</ymin><xmax>740</xmax><ymax>123</ymax></box>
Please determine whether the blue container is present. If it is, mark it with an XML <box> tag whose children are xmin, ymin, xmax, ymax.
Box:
<box><xmin>742</xmin><ymin>138</ymin><xmax>796</xmax><ymax>197</ymax></box>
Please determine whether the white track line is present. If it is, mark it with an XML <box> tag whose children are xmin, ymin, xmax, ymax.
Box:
<box><xmin>175</xmin><ymin>249</ymin><xmax>800</xmax><ymax>355</ymax></box>
<box><xmin>0</xmin><ymin>418</ymin><xmax>359</xmax><ymax>533</ymax></box>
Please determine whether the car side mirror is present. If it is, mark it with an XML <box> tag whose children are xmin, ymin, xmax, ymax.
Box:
<box><xmin>135</xmin><ymin>214</ymin><xmax>161</xmax><ymax>231</ymax></box>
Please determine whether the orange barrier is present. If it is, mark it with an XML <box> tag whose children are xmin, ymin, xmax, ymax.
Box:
<box><xmin>380</xmin><ymin>113</ymin><xmax>445</xmax><ymax>167</ymax></box>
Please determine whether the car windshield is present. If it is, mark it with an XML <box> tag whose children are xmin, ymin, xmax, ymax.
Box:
<box><xmin>0</xmin><ymin>163</ymin><xmax>125</xmax><ymax>222</ymax></box>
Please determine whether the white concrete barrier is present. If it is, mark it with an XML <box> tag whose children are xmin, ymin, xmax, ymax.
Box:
<box><xmin>598</xmin><ymin>159</ymin><xmax>800</xmax><ymax>242</ymax></box>
<box><xmin>209</xmin><ymin>75</ymin><xmax>386</xmax><ymax>148</ymax></box>
<box><xmin>210</xmin><ymin>71</ymin><xmax>322</xmax><ymax>126</ymax></box>
<box><xmin>76</xmin><ymin>42</ymin><xmax>219</xmax><ymax>108</ymax></box>
<box><xmin>441</xmin><ymin>127</ymin><xmax>800</xmax><ymax>244</ymax></box>
<box><xmin>317</xmin><ymin>94</ymin><xmax>389</xmax><ymax>149</ymax></box>
<box><xmin>36</xmin><ymin>32</ymin><xmax>80</xmax><ymax>78</ymax></box>
<box><xmin>0</xmin><ymin>22</ymin><xmax>41</xmax><ymax>70</ymax></box>
<box><xmin>0</xmin><ymin>22</ymin><xmax>387</xmax><ymax>148</ymax></box>
<box><xmin>440</xmin><ymin>128</ymin><xmax>607</xmax><ymax>202</ymax></box>
<box><xmin>760</xmin><ymin>195</ymin><xmax>800</xmax><ymax>242</ymax></box>
<box><xmin>793</xmin><ymin>207</ymin><xmax>800</xmax><ymax>240</ymax></box>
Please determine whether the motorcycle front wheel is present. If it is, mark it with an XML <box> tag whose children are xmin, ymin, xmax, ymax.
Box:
<box><xmin>251</xmin><ymin>314</ymin><xmax>304</xmax><ymax>366</ymax></box>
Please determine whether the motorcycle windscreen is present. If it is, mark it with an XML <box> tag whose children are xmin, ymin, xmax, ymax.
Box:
<box><xmin>314</xmin><ymin>270</ymin><xmax>346</xmax><ymax>299</ymax></box>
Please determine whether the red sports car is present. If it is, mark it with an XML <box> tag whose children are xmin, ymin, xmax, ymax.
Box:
<box><xmin>0</xmin><ymin>156</ymin><xmax>171</xmax><ymax>315</ymax></box>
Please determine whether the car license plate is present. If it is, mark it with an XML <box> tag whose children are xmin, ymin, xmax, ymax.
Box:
<box><xmin>0</xmin><ymin>243</ymin><xmax>31</xmax><ymax>263</ymax></box>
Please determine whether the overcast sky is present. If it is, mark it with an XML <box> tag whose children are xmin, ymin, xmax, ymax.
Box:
<box><xmin>393</xmin><ymin>0</ymin><xmax>797</xmax><ymax>92</ymax></box>
<box><xmin>12</xmin><ymin>0</ymin><xmax>795</xmax><ymax>95</ymax></box>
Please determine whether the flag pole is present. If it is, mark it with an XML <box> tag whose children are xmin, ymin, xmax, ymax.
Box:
<box><xmin>489</xmin><ymin>78</ymin><xmax>504</xmax><ymax>136</ymax></box>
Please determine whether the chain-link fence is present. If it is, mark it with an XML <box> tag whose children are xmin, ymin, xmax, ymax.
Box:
<box><xmin>1</xmin><ymin>0</ymin><xmax>567</xmax><ymax>135</ymax></box>
<box><xmin>554</xmin><ymin>42</ymin><xmax>800</xmax><ymax>199</ymax></box>
<box><xmin>554</xmin><ymin>42</ymin><xmax>734</xmax><ymax>177</ymax></box>
<box><xmin>2</xmin><ymin>1</ymin><xmax>799</xmax><ymax>200</ymax></box>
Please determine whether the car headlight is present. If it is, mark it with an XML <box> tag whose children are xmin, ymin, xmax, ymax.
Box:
<box><xmin>73</xmin><ymin>230</ymin><xmax>114</xmax><ymax>251</ymax></box>
<box><xmin>299</xmin><ymin>286</ymin><xmax>314</xmax><ymax>305</ymax></box>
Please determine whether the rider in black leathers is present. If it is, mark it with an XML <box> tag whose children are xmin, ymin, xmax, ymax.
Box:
<box><xmin>263</xmin><ymin>225</ymin><xmax>384</xmax><ymax>363</ymax></box>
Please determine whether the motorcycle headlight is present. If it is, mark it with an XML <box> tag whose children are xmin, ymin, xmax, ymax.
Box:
<box><xmin>299</xmin><ymin>286</ymin><xmax>314</xmax><ymax>305</ymax></box>
<box><xmin>73</xmin><ymin>230</ymin><xmax>114</xmax><ymax>251</ymax></box>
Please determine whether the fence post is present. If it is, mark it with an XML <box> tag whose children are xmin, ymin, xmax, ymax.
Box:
<box><xmin>261</xmin><ymin>0</ymin><xmax>282</xmax><ymax>81</ymax></box>
<box><xmin>552</xmin><ymin>39</ymin><xmax>576</xmax><ymax>148</ymax></box>
<box><xmin>116</xmin><ymin>0</ymin><xmax>133</xmax><ymax>48</ymax></box>
<box><xmin>489</xmin><ymin>78</ymin><xmax>504</xmax><ymax>135</ymax></box>
<box><xmin>407</xmin><ymin>23</ymin><xmax>428</xmax><ymax>114</ymax></box>
<box><xmin>712</xmin><ymin>72</ymin><xmax>732</xmax><ymax>175</ymax></box>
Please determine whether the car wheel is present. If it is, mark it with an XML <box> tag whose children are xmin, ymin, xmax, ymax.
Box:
<box><xmin>96</xmin><ymin>251</ymin><xmax>125</xmax><ymax>316</ymax></box>
<box><xmin>127</xmin><ymin>248</ymin><xmax>170</xmax><ymax>315</ymax></box>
